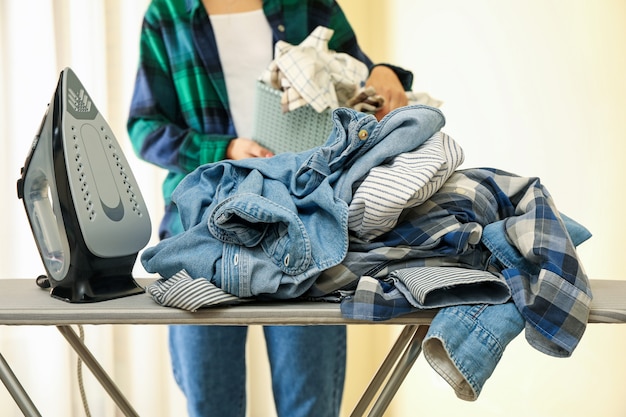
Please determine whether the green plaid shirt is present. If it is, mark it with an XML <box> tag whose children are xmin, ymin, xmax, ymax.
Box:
<box><xmin>127</xmin><ymin>0</ymin><xmax>411</xmax><ymax>238</ymax></box>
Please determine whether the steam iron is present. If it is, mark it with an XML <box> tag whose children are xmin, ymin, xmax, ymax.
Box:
<box><xmin>16</xmin><ymin>67</ymin><xmax>152</xmax><ymax>303</ymax></box>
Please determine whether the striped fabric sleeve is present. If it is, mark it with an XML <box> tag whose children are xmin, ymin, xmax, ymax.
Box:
<box><xmin>348</xmin><ymin>132</ymin><xmax>464</xmax><ymax>241</ymax></box>
<box><xmin>146</xmin><ymin>270</ymin><xmax>246</xmax><ymax>312</ymax></box>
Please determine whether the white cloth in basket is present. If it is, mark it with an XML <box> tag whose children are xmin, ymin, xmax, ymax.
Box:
<box><xmin>259</xmin><ymin>26</ymin><xmax>369</xmax><ymax>113</ymax></box>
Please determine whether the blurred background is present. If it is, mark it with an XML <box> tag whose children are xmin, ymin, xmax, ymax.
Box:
<box><xmin>1</xmin><ymin>1</ymin><xmax>625</xmax><ymax>415</ymax></box>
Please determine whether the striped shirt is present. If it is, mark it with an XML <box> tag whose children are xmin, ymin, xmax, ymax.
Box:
<box><xmin>347</xmin><ymin>132</ymin><xmax>465</xmax><ymax>241</ymax></box>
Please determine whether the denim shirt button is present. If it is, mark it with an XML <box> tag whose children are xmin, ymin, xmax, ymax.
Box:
<box><xmin>233</xmin><ymin>254</ymin><xmax>239</xmax><ymax>266</ymax></box>
<box><xmin>283</xmin><ymin>254</ymin><xmax>290</xmax><ymax>266</ymax></box>
<box><xmin>358</xmin><ymin>129</ymin><xmax>368</xmax><ymax>140</ymax></box>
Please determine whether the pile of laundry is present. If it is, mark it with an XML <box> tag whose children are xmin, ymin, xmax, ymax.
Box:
<box><xmin>258</xmin><ymin>25</ymin><xmax>442</xmax><ymax>114</ymax></box>
<box><xmin>141</xmin><ymin>103</ymin><xmax>593</xmax><ymax>401</ymax></box>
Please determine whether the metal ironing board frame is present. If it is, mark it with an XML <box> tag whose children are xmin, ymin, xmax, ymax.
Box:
<box><xmin>1</xmin><ymin>278</ymin><xmax>625</xmax><ymax>417</ymax></box>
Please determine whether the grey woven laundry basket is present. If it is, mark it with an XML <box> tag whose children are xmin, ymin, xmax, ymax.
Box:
<box><xmin>252</xmin><ymin>81</ymin><xmax>334</xmax><ymax>154</ymax></box>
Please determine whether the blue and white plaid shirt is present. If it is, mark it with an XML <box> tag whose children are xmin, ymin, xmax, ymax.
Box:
<box><xmin>319</xmin><ymin>167</ymin><xmax>592</xmax><ymax>357</ymax></box>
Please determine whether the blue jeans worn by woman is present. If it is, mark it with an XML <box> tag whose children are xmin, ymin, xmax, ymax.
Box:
<box><xmin>169</xmin><ymin>325</ymin><xmax>346</xmax><ymax>417</ymax></box>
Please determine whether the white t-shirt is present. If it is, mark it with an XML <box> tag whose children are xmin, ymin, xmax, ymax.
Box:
<box><xmin>209</xmin><ymin>9</ymin><xmax>272</xmax><ymax>138</ymax></box>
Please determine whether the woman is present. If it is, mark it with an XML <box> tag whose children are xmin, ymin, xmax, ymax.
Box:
<box><xmin>127</xmin><ymin>0</ymin><xmax>412</xmax><ymax>416</ymax></box>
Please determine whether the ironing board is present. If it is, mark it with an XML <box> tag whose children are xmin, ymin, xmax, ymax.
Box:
<box><xmin>1</xmin><ymin>278</ymin><xmax>625</xmax><ymax>417</ymax></box>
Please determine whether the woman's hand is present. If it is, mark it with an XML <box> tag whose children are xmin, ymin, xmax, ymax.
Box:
<box><xmin>366</xmin><ymin>65</ymin><xmax>408</xmax><ymax>120</ymax></box>
<box><xmin>226</xmin><ymin>138</ymin><xmax>274</xmax><ymax>160</ymax></box>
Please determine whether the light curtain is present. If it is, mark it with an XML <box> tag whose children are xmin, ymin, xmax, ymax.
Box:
<box><xmin>0</xmin><ymin>1</ymin><xmax>186</xmax><ymax>416</ymax></box>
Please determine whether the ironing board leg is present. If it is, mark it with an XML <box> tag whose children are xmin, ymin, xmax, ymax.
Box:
<box><xmin>0</xmin><ymin>352</ymin><xmax>42</xmax><ymax>417</ymax></box>
<box><xmin>367</xmin><ymin>325</ymin><xmax>428</xmax><ymax>417</ymax></box>
<box><xmin>56</xmin><ymin>325</ymin><xmax>140</xmax><ymax>417</ymax></box>
<box><xmin>349</xmin><ymin>324</ymin><xmax>428</xmax><ymax>417</ymax></box>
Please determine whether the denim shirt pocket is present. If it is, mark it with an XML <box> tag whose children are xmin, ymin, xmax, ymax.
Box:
<box><xmin>208</xmin><ymin>193</ymin><xmax>312</xmax><ymax>275</ymax></box>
